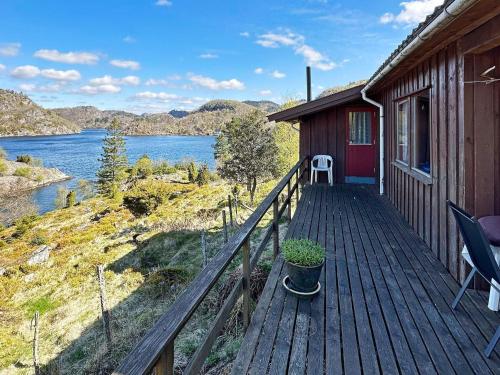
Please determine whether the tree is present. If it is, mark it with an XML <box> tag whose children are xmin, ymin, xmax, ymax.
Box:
<box><xmin>96</xmin><ymin>119</ymin><xmax>128</xmax><ymax>197</ymax></box>
<box><xmin>131</xmin><ymin>154</ymin><xmax>153</xmax><ymax>180</ymax></box>
<box><xmin>187</xmin><ymin>161</ymin><xmax>198</xmax><ymax>183</ymax></box>
<box><xmin>196</xmin><ymin>164</ymin><xmax>210</xmax><ymax>186</ymax></box>
<box><xmin>78</xmin><ymin>179</ymin><xmax>94</xmax><ymax>200</ymax></box>
<box><xmin>66</xmin><ymin>190</ymin><xmax>77</xmax><ymax>207</ymax></box>
<box><xmin>0</xmin><ymin>147</ymin><xmax>7</xmax><ymax>159</ymax></box>
<box><xmin>54</xmin><ymin>187</ymin><xmax>69</xmax><ymax>209</ymax></box>
<box><xmin>214</xmin><ymin>110</ymin><xmax>278</xmax><ymax>205</ymax></box>
<box><xmin>274</xmin><ymin>121</ymin><xmax>299</xmax><ymax>177</ymax></box>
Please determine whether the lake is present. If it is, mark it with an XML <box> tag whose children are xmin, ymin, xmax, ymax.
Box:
<box><xmin>0</xmin><ymin>129</ymin><xmax>216</xmax><ymax>214</ymax></box>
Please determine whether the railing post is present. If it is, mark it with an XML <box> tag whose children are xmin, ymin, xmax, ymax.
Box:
<box><xmin>154</xmin><ymin>342</ymin><xmax>174</xmax><ymax>375</ymax></box>
<box><xmin>287</xmin><ymin>180</ymin><xmax>292</xmax><ymax>222</ymax></box>
<box><xmin>228</xmin><ymin>195</ymin><xmax>234</xmax><ymax>227</ymax></box>
<box><xmin>222</xmin><ymin>210</ymin><xmax>228</xmax><ymax>243</ymax></box>
<box><xmin>273</xmin><ymin>199</ymin><xmax>279</xmax><ymax>259</ymax></box>
<box><xmin>295</xmin><ymin>169</ymin><xmax>300</xmax><ymax>205</ymax></box>
<box><xmin>242</xmin><ymin>239</ymin><xmax>251</xmax><ymax>328</ymax></box>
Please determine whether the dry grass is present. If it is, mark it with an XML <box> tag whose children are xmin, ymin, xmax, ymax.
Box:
<box><xmin>0</xmin><ymin>176</ymin><xmax>280</xmax><ymax>374</ymax></box>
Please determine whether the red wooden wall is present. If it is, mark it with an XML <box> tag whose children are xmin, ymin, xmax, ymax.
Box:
<box><xmin>299</xmin><ymin>100</ymin><xmax>378</xmax><ymax>183</ymax></box>
<box><xmin>376</xmin><ymin>40</ymin><xmax>500</xmax><ymax>283</ymax></box>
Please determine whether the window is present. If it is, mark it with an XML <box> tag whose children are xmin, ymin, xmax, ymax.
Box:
<box><xmin>413</xmin><ymin>91</ymin><xmax>430</xmax><ymax>174</ymax></box>
<box><xmin>396</xmin><ymin>100</ymin><xmax>409</xmax><ymax>164</ymax></box>
<box><xmin>349</xmin><ymin>111</ymin><xmax>372</xmax><ymax>145</ymax></box>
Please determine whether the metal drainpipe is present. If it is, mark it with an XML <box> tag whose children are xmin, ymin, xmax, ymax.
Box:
<box><xmin>361</xmin><ymin>89</ymin><xmax>384</xmax><ymax>195</ymax></box>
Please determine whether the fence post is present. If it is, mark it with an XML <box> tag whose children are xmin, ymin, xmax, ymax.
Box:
<box><xmin>242</xmin><ymin>239</ymin><xmax>251</xmax><ymax>328</ymax></box>
<box><xmin>97</xmin><ymin>265</ymin><xmax>112</xmax><ymax>348</ymax></box>
<box><xmin>222</xmin><ymin>210</ymin><xmax>228</xmax><ymax>243</ymax></box>
<box><xmin>228</xmin><ymin>195</ymin><xmax>234</xmax><ymax>227</ymax></box>
<box><xmin>154</xmin><ymin>343</ymin><xmax>174</xmax><ymax>375</ymax></box>
<box><xmin>287</xmin><ymin>180</ymin><xmax>292</xmax><ymax>222</ymax></box>
<box><xmin>31</xmin><ymin>311</ymin><xmax>40</xmax><ymax>375</ymax></box>
<box><xmin>201</xmin><ymin>230</ymin><xmax>208</xmax><ymax>267</ymax></box>
<box><xmin>273</xmin><ymin>199</ymin><xmax>279</xmax><ymax>259</ymax></box>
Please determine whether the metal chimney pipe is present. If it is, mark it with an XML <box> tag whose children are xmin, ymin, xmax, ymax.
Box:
<box><xmin>306</xmin><ymin>66</ymin><xmax>312</xmax><ymax>102</ymax></box>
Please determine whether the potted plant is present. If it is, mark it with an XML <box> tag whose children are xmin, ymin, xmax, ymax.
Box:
<box><xmin>282</xmin><ymin>239</ymin><xmax>325</xmax><ymax>294</ymax></box>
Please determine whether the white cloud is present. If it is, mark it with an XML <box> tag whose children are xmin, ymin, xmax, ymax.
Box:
<box><xmin>295</xmin><ymin>45</ymin><xmax>336</xmax><ymax>71</ymax></box>
<box><xmin>135</xmin><ymin>91</ymin><xmax>179</xmax><ymax>100</ymax></box>
<box><xmin>254</xmin><ymin>67</ymin><xmax>264</xmax><ymax>74</ymax></box>
<box><xmin>240</xmin><ymin>31</ymin><xmax>250</xmax><ymax>37</ymax></box>
<box><xmin>260</xmin><ymin>90</ymin><xmax>272</xmax><ymax>96</ymax></box>
<box><xmin>20</xmin><ymin>83</ymin><xmax>65</xmax><ymax>93</ymax></box>
<box><xmin>0</xmin><ymin>42</ymin><xmax>21</xmax><ymax>57</ymax></box>
<box><xmin>10</xmin><ymin>65</ymin><xmax>41</xmax><ymax>79</ymax></box>
<box><xmin>89</xmin><ymin>75</ymin><xmax>140</xmax><ymax>86</ymax></box>
<box><xmin>256</xmin><ymin>31</ymin><xmax>303</xmax><ymax>48</ymax></box>
<box><xmin>145</xmin><ymin>78</ymin><xmax>169</xmax><ymax>86</ymax></box>
<box><xmin>0</xmin><ymin>64</ymin><xmax>5</xmax><ymax>71</ymax></box>
<box><xmin>199</xmin><ymin>53</ymin><xmax>218</xmax><ymax>59</ymax></box>
<box><xmin>380</xmin><ymin>0</ymin><xmax>443</xmax><ymax>25</ymax></box>
<box><xmin>110</xmin><ymin>59</ymin><xmax>141</xmax><ymax>70</ymax></box>
<box><xmin>271</xmin><ymin>70</ymin><xmax>286</xmax><ymax>79</ymax></box>
<box><xmin>156</xmin><ymin>0</ymin><xmax>172</xmax><ymax>6</ymax></box>
<box><xmin>40</xmin><ymin>68</ymin><xmax>81</xmax><ymax>81</ymax></box>
<box><xmin>34</xmin><ymin>49</ymin><xmax>99</xmax><ymax>64</ymax></box>
<box><xmin>255</xmin><ymin>30</ymin><xmax>336</xmax><ymax>71</ymax></box>
<box><xmin>79</xmin><ymin>84</ymin><xmax>121</xmax><ymax>95</ymax></box>
<box><xmin>123</xmin><ymin>35</ymin><xmax>136</xmax><ymax>43</ymax></box>
<box><xmin>189</xmin><ymin>74</ymin><xmax>245</xmax><ymax>90</ymax></box>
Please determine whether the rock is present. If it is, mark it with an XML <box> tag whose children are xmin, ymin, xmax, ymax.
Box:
<box><xmin>24</xmin><ymin>273</ymin><xmax>35</xmax><ymax>282</ymax></box>
<box><xmin>0</xmin><ymin>267</ymin><xmax>6</xmax><ymax>276</ymax></box>
<box><xmin>27</xmin><ymin>245</ymin><xmax>51</xmax><ymax>265</ymax></box>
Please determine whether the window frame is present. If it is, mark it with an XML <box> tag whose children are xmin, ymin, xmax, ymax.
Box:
<box><xmin>396</xmin><ymin>99</ymin><xmax>410</xmax><ymax>165</ymax></box>
<box><xmin>411</xmin><ymin>91</ymin><xmax>431</xmax><ymax>177</ymax></box>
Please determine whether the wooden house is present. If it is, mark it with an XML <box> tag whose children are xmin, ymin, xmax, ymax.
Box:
<box><xmin>270</xmin><ymin>0</ymin><xmax>500</xmax><ymax>284</ymax></box>
<box><xmin>115</xmin><ymin>1</ymin><xmax>500</xmax><ymax>374</ymax></box>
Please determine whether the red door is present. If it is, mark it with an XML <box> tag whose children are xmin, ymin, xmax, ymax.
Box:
<box><xmin>345</xmin><ymin>109</ymin><xmax>377</xmax><ymax>181</ymax></box>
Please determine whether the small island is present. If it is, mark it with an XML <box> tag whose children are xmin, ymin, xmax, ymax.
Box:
<box><xmin>0</xmin><ymin>154</ymin><xmax>70</xmax><ymax>196</ymax></box>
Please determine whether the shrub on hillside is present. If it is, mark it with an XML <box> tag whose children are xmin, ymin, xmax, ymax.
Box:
<box><xmin>14</xmin><ymin>214</ymin><xmax>39</xmax><ymax>237</ymax></box>
<box><xmin>54</xmin><ymin>187</ymin><xmax>69</xmax><ymax>209</ymax></box>
<box><xmin>196</xmin><ymin>164</ymin><xmax>210</xmax><ymax>186</ymax></box>
<box><xmin>123</xmin><ymin>180</ymin><xmax>172</xmax><ymax>216</ymax></box>
<box><xmin>0</xmin><ymin>147</ymin><xmax>7</xmax><ymax>159</ymax></box>
<box><xmin>16</xmin><ymin>154</ymin><xmax>32</xmax><ymax>164</ymax></box>
<box><xmin>174</xmin><ymin>157</ymin><xmax>195</xmax><ymax>171</ymax></box>
<box><xmin>131</xmin><ymin>154</ymin><xmax>153</xmax><ymax>180</ymax></box>
<box><xmin>30</xmin><ymin>233</ymin><xmax>48</xmax><ymax>246</ymax></box>
<box><xmin>187</xmin><ymin>161</ymin><xmax>198</xmax><ymax>183</ymax></box>
<box><xmin>66</xmin><ymin>190</ymin><xmax>77</xmax><ymax>208</ymax></box>
<box><xmin>153</xmin><ymin>160</ymin><xmax>176</xmax><ymax>175</ymax></box>
<box><xmin>13</xmin><ymin>167</ymin><xmax>31</xmax><ymax>178</ymax></box>
<box><xmin>0</xmin><ymin>160</ymin><xmax>7</xmax><ymax>176</ymax></box>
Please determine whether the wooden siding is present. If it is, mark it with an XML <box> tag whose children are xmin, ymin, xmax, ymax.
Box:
<box><xmin>299</xmin><ymin>100</ymin><xmax>378</xmax><ymax>183</ymax></box>
<box><xmin>378</xmin><ymin>33</ymin><xmax>500</xmax><ymax>282</ymax></box>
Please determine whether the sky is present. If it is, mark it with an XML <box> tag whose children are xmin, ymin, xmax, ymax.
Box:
<box><xmin>0</xmin><ymin>0</ymin><xmax>444</xmax><ymax>113</ymax></box>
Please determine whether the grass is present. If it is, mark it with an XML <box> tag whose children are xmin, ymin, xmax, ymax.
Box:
<box><xmin>282</xmin><ymin>239</ymin><xmax>325</xmax><ymax>267</ymax></box>
<box><xmin>0</xmin><ymin>173</ymin><xmax>281</xmax><ymax>374</ymax></box>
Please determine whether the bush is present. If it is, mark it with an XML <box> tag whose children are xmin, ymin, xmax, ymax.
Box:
<box><xmin>174</xmin><ymin>157</ymin><xmax>195</xmax><ymax>171</ymax></box>
<box><xmin>0</xmin><ymin>159</ymin><xmax>7</xmax><ymax>176</ymax></box>
<box><xmin>30</xmin><ymin>233</ymin><xmax>48</xmax><ymax>246</ymax></box>
<box><xmin>14</xmin><ymin>214</ymin><xmax>39</xmax><ymax>237</ymax></box>
<box><xmin>196</xmin><ymin>164</ymin><xmax>210</xmax><ymax>186</ymax></box>
<box><xmin>77</xmin><ymin>179</ymin><xmax>94</xmax><ymax>200</ymax></box>
<box><xmin>131</xmin><ymin>154</ymin><xmax>153</xmax><ymax>180</ymax></box>
<box><xmin>0</xmin><ymin>147</ymin><xmax>7</xmax><ymax>159</ymax></box>
<box><xmin>54</xmin><ymin>187</ymin><xmax>69</xmax><ymax>209</ymax></box>
<box><xmin>187</xmin><ymin>161</ymin><xmax>198</xmax><ymax>183</ymax></box>
<box><xmin>16</xmin><ymin>154</ymin><xmax>32</xmax><ymax>164</ymax></box>
<box><xmin>153</xmin><ymin>160</ymin><xmax>176</xmax><ymax>175</ymax></box>
<box><xmin>123</xmin><ymin>180</ymin><xmax>172</xmax><ymax>216</ymax></box>
<box><xmin>13</xmin><ymin>167</ymin><xmax>31</xmax><ymax>178</ymax></box>
<box><xmin>282</xmin><ymin>239</ymin><xmax>325</xmax><ymax>267</ymax></box>
<box><xmin>66</xmin><ymin>190</ymin><xmax>77</xmax><ymax>208</ymax></box>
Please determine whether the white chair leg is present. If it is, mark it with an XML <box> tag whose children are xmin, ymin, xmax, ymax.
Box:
<box><xmin>310</xmin><ymin>169</ymin><xmax>314</xmax><ymax>185</ymax></box>
<box><xmin>315</xmin><ymin>171</ymin><xmax>318</xmax><ymax>183</ymax></box>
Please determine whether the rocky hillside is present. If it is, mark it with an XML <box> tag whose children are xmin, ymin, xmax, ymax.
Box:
<box><xmin>243</xmin><ymin>100</ymin><xmax>280</xmax><ymax>113</ymax></box>
<box><xmin>54</xmin><ymin>99</ymin><xmax>272</xmax><ymax>136</ymax></box>
<box><xmin>0</xmin><ymin>158</ymin><xmax>69</xmax><ymax>195</ymax></box>
<box><xmin>0</xmin><ymin>89</ymin><xmax>80</xmax><ymax>137</ymax></box>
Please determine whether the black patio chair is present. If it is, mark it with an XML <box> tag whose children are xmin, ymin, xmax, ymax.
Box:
<box><xmin>448</xmin><ymin>200</ymin><xmax>500</xmax><ymax>358</ymax></box>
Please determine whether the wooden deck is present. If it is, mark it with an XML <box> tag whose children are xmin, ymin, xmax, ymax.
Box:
<box><xmin>232</xmin><ymin>184</ymin><xmax>500</xmax><ymax>374</ymax></box>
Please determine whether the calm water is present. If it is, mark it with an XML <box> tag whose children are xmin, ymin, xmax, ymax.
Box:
<box><xmin>0</xmin><ymin>129</ymin><xmax>216</xmax><ymax>214</ymax></box>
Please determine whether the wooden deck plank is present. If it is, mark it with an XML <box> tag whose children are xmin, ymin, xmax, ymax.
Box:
<box><xmin>338</xmin><ymin>185</ymin><xmax>380</xmax><ymax>374</ymax></box>
<box><xmin>232</xmin><ymin>185</ymin><xmax>500</xmax><ymax>375</ymax></box>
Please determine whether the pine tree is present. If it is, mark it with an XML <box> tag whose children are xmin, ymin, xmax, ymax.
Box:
<box><xmin>66</xmin><ymin>190</ymin><xmax>77</xmax><ymax>208</ymax></box>
<box><xmin>96</xmin><ymin>119</ymin><xmax>128</xmax><ymax>197</ymax></box>
<box><xmin>196</xmin><ymin>164</ymin><xmax>210</xmax><ymax>186</ymax></box>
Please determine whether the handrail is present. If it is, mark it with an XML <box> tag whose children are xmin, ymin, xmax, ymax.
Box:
<box><xmin>113</xmin><ymin>156</ymin><xmax>308</xmax><ymax>375</ymax></box>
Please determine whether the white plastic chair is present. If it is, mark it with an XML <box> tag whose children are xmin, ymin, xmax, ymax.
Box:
<box><xmin>310</xmin><ymin>155</ymin><xmax>334</xmax><ymax>186</ymax></box>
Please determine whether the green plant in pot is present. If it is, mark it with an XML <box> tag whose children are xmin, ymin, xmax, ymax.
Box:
<box><xmin>282</xmin><ymin>239</ymin><xmax>325</xmax><ymax>294</ymax></box>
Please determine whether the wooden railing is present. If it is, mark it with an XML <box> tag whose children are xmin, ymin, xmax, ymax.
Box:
<box><xmin>113</xmin><ymin>157</ymin><xmax>308</xmax><ymax>375</ymax></box>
